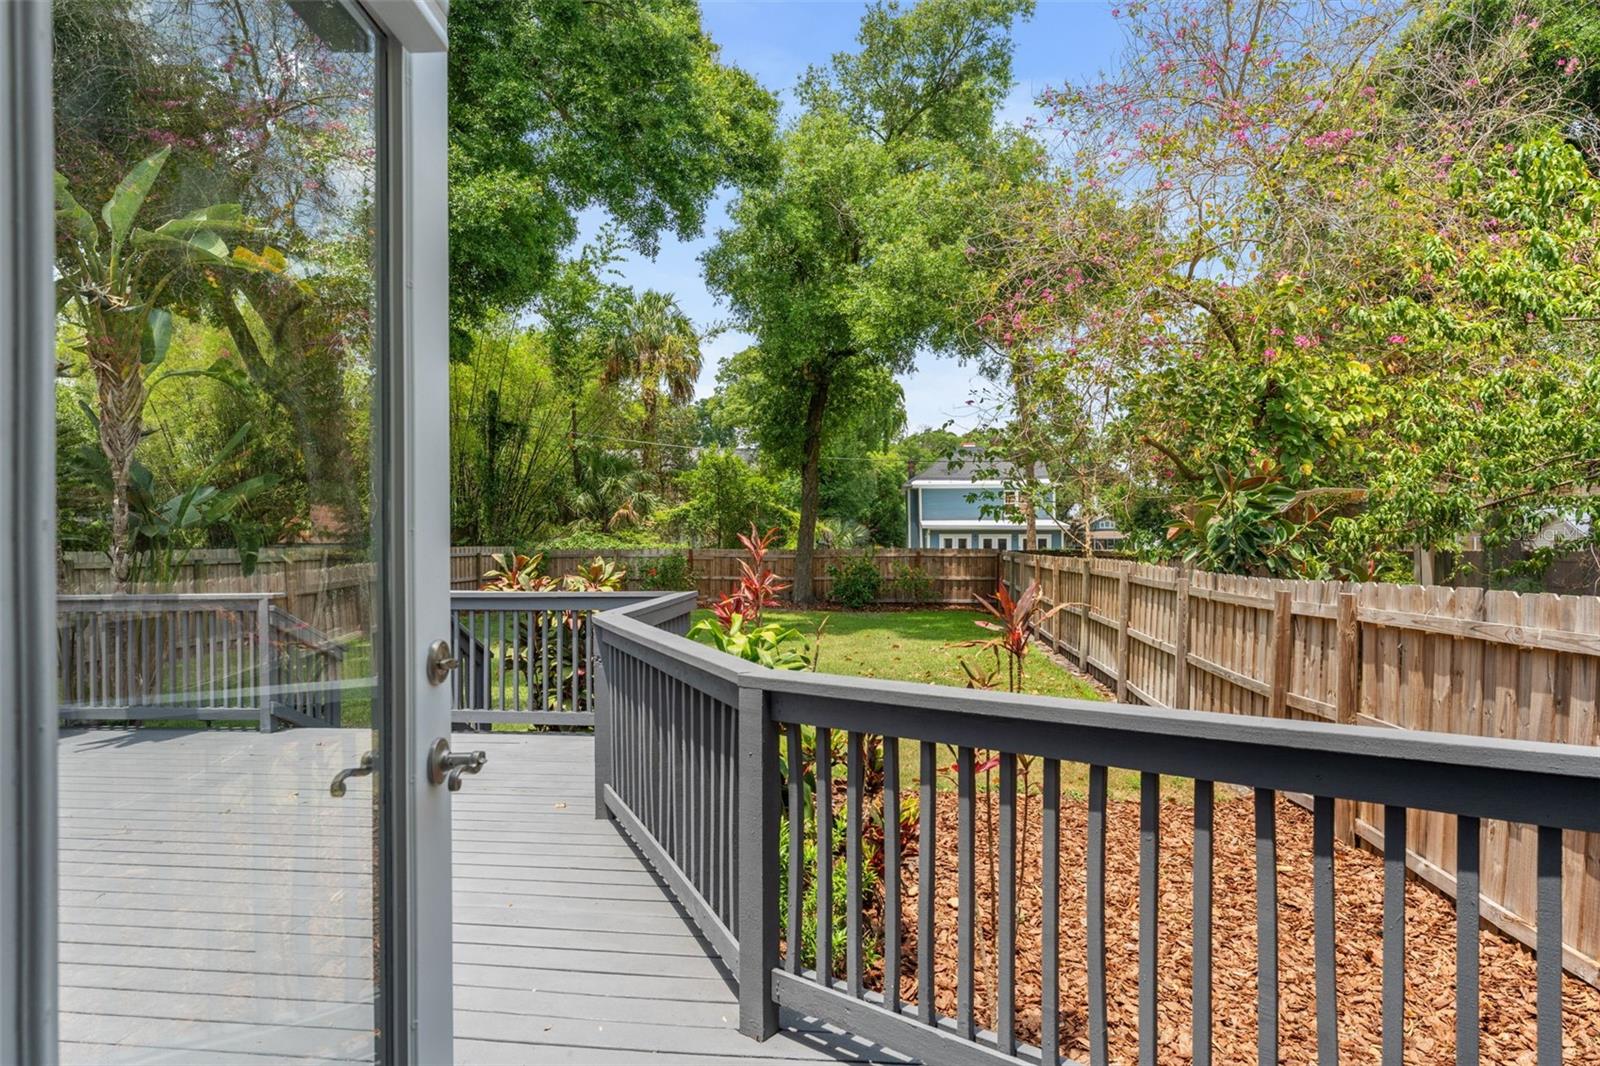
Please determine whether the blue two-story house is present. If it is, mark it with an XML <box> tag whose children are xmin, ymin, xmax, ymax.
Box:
<box><xmin>904</xmin><ymin>451</ymin><xmax>1066</xmax><ymax>549</ymax></box>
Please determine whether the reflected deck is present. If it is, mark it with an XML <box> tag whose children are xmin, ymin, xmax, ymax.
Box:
<box><xmin>58</xmin><ymin>730</ymin><xmax>906</xmax><ymax>1065</ymax></box>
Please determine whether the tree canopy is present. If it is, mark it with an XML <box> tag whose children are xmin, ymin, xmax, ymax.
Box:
<box><xmin>447</xmin><ymin>0</ymin><xmax>778</xmax><ymax>352</ymax></box>
<box><xmin>705</xmin><ymin>0</ymin><xmax>1034</xmax><ymax>599</ymax></box>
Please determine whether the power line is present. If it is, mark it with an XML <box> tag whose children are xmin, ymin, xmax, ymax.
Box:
<box><xmin>572</xmin><ymin>431</ymin><xmax>889</xmax><ymax>463</ymax></box>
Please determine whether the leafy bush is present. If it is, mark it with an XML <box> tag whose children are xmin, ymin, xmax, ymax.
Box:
<box><xmin>826</xmin><ymin>554</ymin><xmax>881</xmax><ymax>608</ymax></box>
<box><xmin>689</xmin><ymin>613</ymin><xmax>813</xmax><ymax>669</ymax></box>
<box><xmin>887</xmin><ymin>561</ymin><xmax>935</xmax><ymax>603</ymax></box>
<box><xmin>639</xmin><ymin>552</ymin><xmax>695</xmax><ymax>591</ymax></box>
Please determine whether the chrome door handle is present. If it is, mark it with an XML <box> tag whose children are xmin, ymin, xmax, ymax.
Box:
<box><xmin>427</xmin><ymin>737</ymin><xmax>487</xmax><ymax>791</ymax></box>
<box><xmin>330</xmin><ymin>751</ymin><xmax>375</xmax><ymax>797</ymax></box>
<box><xmin>426</xmin><ymin>639</ymin><xmax>461</xmax><ymax>685</ymax></box>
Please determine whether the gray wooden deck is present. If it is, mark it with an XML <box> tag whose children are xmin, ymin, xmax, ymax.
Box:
<box><xmin>58</xmin><ymin>729</ymin><xmax>906</xmax><ymax>1065</ymax></box>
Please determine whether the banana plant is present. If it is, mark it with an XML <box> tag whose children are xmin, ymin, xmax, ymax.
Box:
<box><xmin>55</xmin><ymin>146</ymin><xmax>269</xmax><ymax>590</ymax></box>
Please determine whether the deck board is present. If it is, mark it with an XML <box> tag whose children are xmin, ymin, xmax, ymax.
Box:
<box><xmin>58</xmin><ymin>729</ymin><xmax>909</xmax><ymax>1065</ymax></box>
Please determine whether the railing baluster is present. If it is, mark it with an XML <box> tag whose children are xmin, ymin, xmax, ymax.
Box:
<box><xmin>1256</xmin><ymin>787</ymin><xmax>1278</xmax><ymax>1064</ymax></box>
<box><xmin>884</xmin><ymin>734</ymin><xmax>901</xmax><ymax>1015</ymax></box>
<box><xmin>815</xmin><ymin>725</ymin><xmax>833</xmax><ymax>987</ymax></box>
<box><xmin>1139</xmin><ymin>771</ymin><xmax>1159</xmax><ymax>1066</ymax></box>
<box><xmin>786</xmin><ymin>722</ymin><xmax>804</xmax><ymax>974</ymax></box>
<box><xmin>497</xmin><ymin>610</ymin><xmax>507</xmax><ymax>711</ymax></box>
<box><xmin>539</xmin><ymin>610</ymin><xmax>549</xmax><ymax>711</ymax></box>
<box><xmin>1088</xmin><ymin>763</ymin><xmax>1108</xmax><ymax>1066</ymax></box>
<box><xmin>1314</xmin><ymin>795</ymin><xmax>1338</xmax><ymax>1065</ymax></box>
<box><xmin>1042</xmin><ymin>759</ymin><xmax>1061</xmax><ymax>1066</ymax></box>
<box><xmin>1536</xmin><ymin>825</ymin><xmax>1562</xmax><ymax>1066</ymax></box>
<box><xmin>847</xmin><ymin>731</ymin><xmax>864</xmax><ymax>997</ymax></box>
<box><xmin>998</xmin><ymin>752</ymin><xmax>1017</xmax><ymax>1055</ymax></box>
<box><xmin>957</xmin><ymin>745</ymin><xmax>976</xmax><ymax>1041</ymax></box>
<box><xmin>1456</xmin><ymin>815</ymin><xmax>1480</xmax><ymax>1066</ymax></box>
<box><xmin>1194</xmin><ymin>779</ymin><xmax>1213</xmax><ymax>1066</ymax></box>
<box><xmin>1382</xmin><ymin>805</ymin><xmax>1406</xmax><ymax>1066</ymax></box>
<box><xmin>917</xmin><ymin>740</ymin><xmax>936</xmax><ymax>1026</ymax></box>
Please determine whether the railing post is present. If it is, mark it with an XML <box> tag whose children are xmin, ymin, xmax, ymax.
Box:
<box><xmin>736</xmin><ymin>681</ymin><xmax>779</xmax><ymax>1040</ymax></box>
<box><xmin>256</xmin><ymin>595</ymin><xmax>275</xmax><ymax>733</ymax></box>
<box><xmin>593</xmin><ymin>628</ymin><xmax>613</xmax><ymax>820</ymax></box>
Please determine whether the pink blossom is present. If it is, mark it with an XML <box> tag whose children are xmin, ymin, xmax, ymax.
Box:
<box><xmin>1263</xmin><ymin>347</ymin><xmax>1279</xmax><ymax>363</ymax></box>
<box><xmin>1293</xmin><ymin>334</ymin><xmax>1316</xmax><ymax>349</ymax></box>
<box><xmin>1386</xmin><ymin>334</ymin><xmax>1408</xmax><ymax>345</ymax></box>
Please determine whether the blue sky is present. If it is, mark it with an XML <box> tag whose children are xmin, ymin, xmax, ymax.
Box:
<box><xmin>582</xmin><ymin>0</ymin><xmax>1124</xmax><ymax>433</ymax></box>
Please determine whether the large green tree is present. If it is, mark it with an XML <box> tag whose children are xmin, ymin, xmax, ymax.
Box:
<box><xmin>447</xmin><ymin>0</ymin><xmax>778</xmax><ymax>352</ymax></box>
<box><xmin>705</xmin><ymin>0</ymin><xmax>1033</xmax><ymax>601</ymax></box>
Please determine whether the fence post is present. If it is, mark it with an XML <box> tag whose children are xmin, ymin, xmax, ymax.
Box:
<box><xmin>1079</xmin><ymin>558</ymin><xmax>1092</xmax><ymax>670</ymax></box>
<box><xmin>256</xmin><ymin>595</ymin><xmax>275</xmax><ymax>733</ymax></box>
<box><xmin>1334</xmin><ymin>590</ymin><xmax>1361</xmax><ymax>843</ymax></box>
<box><xmin>1115</xmin><ymin>569</ymin><xmax>1131</xmax><ymax>702</ymax></box>
<box><xmin>736</xmin><ymin>681</ymin><xmax>779</xmax><ymax>1039</ymax></box>
<box><xmin>1174</xmin><ymin>572</ymin><xmax>1190</xmax><ymax>710</ymax></box>
<box><xmin>1270</xmin><ymin>589</ymin><xmax>1294</xmax><ymax>718</ymax></box>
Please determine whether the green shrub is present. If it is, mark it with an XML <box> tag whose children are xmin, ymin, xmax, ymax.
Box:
<box><xmin>827</xmin><ymin>554</ymin><xmax>881</xmax><ymax>608</ymax></box>
<box><xmin>639</xmin><ymin>553</ymin><xmax>695</xmax><ymax>591</ymax></box>
<box><xmin>887</xmin><ymin>561</ymin><xmax>935</xmax><ymax>603</ymax></box>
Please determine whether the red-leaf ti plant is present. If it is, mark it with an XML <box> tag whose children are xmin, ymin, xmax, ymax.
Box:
<box><xmin>950</xmin><ymin>578</ymin><xmax>1067</xmax><ymax>694</ymax></box>
<box><xmin>711</xmin><ymin>524</ymin><xmax>789</xmax><ymax>626</ymax></box>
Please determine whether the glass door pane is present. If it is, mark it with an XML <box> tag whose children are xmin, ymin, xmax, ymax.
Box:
<box><xmin>52</xmin><ymin>1</ymin><xmax>386</xmax><ymax>1060</ymax></box>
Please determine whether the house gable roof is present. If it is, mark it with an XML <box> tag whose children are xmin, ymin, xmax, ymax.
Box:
<box><xmin>907</xmin><ymin>453</ymin><xmax>1048</xmax><ymax>485</ymax></box>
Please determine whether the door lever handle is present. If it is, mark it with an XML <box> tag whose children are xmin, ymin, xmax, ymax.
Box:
<box><xmin>428</xmin><ymin>737</ymin><xmax>487</xmax><ymax>791</ymax></box>
<box><xmin>330</xmin><ymin>751</ymin><xmax>375</xmax><ymax>797</ymax></box>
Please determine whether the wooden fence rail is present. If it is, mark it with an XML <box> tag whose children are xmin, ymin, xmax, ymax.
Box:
<box><xmin>999</xmin><ymin>551</ymin><xmax>1600</xmax><ymax>985</ymax></box>
<box><xmin>451</xmin><ymin>545</ymin><xmax>1004</xmax><ymax>604</ymax></box>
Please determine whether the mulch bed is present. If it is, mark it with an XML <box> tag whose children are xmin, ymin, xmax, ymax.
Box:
<box><xmin>878</xmin><ymin>786</ymin><xmax>1600</xmax><ymax>1064</ymax></box>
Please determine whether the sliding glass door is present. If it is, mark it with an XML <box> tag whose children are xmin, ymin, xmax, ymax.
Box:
<box><xmin>6</xmin><ymin>2</ymin><xmax>455</xmax><ymax>1063</ymax></box>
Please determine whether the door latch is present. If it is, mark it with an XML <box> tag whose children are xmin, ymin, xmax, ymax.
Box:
<box><xmin>426</xmin><ymin>639</ymin><xmax>461</xmax><ymax>686</ymax></box>
<box><xmin>330</xmin><ymin>751</ymin><xmax>375</xmax><ymax>798</ymax></box>
<box><xmin>427</xmin><ymin>737</ymin><xmax>487</xmax><ymax>791</ymax></box>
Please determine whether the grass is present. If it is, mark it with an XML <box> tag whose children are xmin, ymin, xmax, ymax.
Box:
<box><xmin>689</xmin><ymin>607</ymin><xmax>1187</xmax><ymax>803</ymax></box>
<box><xmin>692</xmin><ymin>607</ymin><xmax>1103</xmax><ymax>699</ymax></box>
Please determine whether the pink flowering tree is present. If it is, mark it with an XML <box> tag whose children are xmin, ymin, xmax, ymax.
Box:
<box><xmin>971</xmin><ymin>0</ymin><xmax>1600</xmax><ymax>578</ymax></box>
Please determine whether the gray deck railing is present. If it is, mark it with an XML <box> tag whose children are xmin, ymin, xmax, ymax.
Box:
<box><xmin>449</xmin><ymin>590</ymin><xmax>692</xmax><ymax>728</ymax></box>
<box><xmin>591</xmin><ymin>597</ymin><xmax>1600</xmax><ymax>1066</ymax></box>
<box><xmin>57</xmin><ymin>593</ymin><xmax>344</xmax><ymax>729</ymax></box>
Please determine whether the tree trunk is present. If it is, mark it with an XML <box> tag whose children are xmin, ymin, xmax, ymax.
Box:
<box><xmin>1012</xmin><ymin>348</ymin><xmax>1039</xmax><ymax>551</ymax></box>
<box><xmin>91</xmin><ymin>343</ymin><xmax>147</xmax><ymax>592</ymax></box>
<box><xmin>793</xmin><ymin>377</ymin><xmax>830</xmax><ymax>605</ymax></box>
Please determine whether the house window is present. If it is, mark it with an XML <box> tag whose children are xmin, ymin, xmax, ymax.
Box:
<box><xmin>1037</xmin><ymin>536</ymin><xmax>1049</xmax><ymax>549</ymax></box>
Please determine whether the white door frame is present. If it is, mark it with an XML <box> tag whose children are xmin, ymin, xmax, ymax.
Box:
<box><xmin>0</xmin><ymin>3</ymin><xmax>454</xmax><ymax>1062</ymax></box>
<box><xmin>1</xmin><ymin>3</ymin><xmax>60</xmax><ymax>1061</ymax></box>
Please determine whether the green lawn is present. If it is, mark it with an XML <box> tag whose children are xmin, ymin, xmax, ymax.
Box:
<box><xmin>692</xmin><ymin>607</ymin><xmax>1103</xmax><ymax>700</ymax></box>
<box><xmin>689</xmin><ymin>608</ymin><xmax>1185</xmax><ymax>803</ymax></box>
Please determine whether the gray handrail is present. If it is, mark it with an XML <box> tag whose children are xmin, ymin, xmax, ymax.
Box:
<box><xmin>590</xmin><ymin>596</ymin><xmax>1600</xmax><ymax>1064</ymax></box>
<box><xmin>449</xmin><ymin>590</ymin><xmax>695</xmax><ymax>727</ymax></box>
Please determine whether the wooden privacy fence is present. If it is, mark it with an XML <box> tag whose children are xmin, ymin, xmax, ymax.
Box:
<box><xmin>60</xmin><ymin>548</ymin><xmax>372</xmax><ymax>639</ymax></box>
<box><xmin>1000</xmin><ymin>551</ymin><xmax>1600</xmax><ymax>984</ymax></box>
<box><xmin>452</xmin><ymin>545</ymin><xmax>1006</xmax><ymax>603</ymax></box>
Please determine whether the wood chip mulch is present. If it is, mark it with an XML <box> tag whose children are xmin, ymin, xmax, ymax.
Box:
<box><xmin>876</xmin><ymin>786</ymin><xmax>1600</xmax><ymax>1064</ymax></box>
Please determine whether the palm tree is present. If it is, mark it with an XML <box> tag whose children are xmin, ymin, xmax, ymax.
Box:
<box><xmin>601</xmin><ymin>291</ymin><xmax>702</xmax><ymax>490</ymax></box>
<box><xmin>571</xmin><ymin>448</ymin><xmax>657</xmax><ymax>533</ymax></box>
